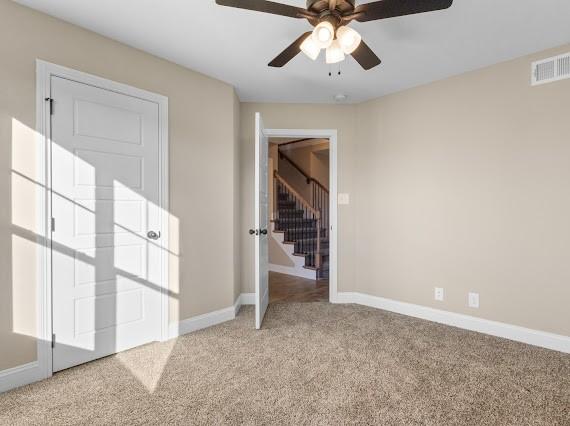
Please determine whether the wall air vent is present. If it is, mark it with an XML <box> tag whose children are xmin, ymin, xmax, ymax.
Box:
<box><xmin>531</xmin><ymin>52</ymin><xmax>570</xmax><ymax>86</ymax></box>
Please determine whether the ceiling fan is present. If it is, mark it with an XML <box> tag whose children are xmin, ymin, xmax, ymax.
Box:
<box><xmin>215</xmin><ymin>0</ymin><xmax>453</xmax><ymax>70</ymax></box>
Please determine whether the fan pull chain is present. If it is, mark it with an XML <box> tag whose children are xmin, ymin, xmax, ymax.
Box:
<box><xmin>327</xmin><ymin>64</ymin><xmax>343</xmax><ymax>77</ymax></box>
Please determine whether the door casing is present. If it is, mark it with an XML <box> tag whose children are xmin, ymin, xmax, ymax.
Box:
<box><xmin>35</xmin><ymin>60</ymin><xmax>169</xmax><ymax>379</ymax></box>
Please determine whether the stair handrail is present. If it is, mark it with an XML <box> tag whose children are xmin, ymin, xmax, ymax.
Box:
<box><xmin>274</xmin><ymin>171</ymin><xmax>321</xmax><ymax>270</ymax></box>
<box><xmin>278</xmin><ymin>150</ymin><xmax>329</xmax><ymax>194</ymax></box>
<box><xmin>274</xmin><ymin>171</ymin><xmax>320</xmax><ymax>219</ymax></box>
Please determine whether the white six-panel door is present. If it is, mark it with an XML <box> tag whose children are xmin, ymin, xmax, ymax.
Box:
<box><xmin>51</xmin><ymin>76</ymin><xmax>163</xmax><ymax>371</ymax></box>
<box><xmin>254</xmin><ymin>113</ymin><xmax>269</xmax><ymax>329</ymax></box>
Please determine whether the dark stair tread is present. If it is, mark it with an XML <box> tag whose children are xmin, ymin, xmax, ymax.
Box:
<box><xmin>275</xmin><ymin>189</ymin><xmax>330</xmax><ymax>277</ymax></box>
<box><xmin>276</xmin><ymin>211</ymin><xmax>305</xmax><ymax>217</ymax></box>
<box><xmin>292</xmin><ymin>237</ymin><xmax>329</xmax><ymax>243</ymax></box>
<box><xmin>276</xmin><ymin>219</ymin><xmax>317</xmax><ymax>225</ymax></box>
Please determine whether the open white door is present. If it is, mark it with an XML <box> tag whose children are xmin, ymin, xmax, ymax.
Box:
<box><xmin>254</xmin><ymin>113</ymin><xmax>269</xmax><ymax>329</ymax></box>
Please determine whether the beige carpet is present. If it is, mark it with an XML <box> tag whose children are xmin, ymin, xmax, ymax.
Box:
<box><xmin>1</xmin><ymin>303</ymin><xmax>569</xmax><ymax>425</ymax></box>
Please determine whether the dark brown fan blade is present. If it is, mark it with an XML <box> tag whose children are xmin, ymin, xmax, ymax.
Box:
<box><xmin>215</xmin><ymin>0</ymin><xmax>305</xmax><ymax>18</ymax></box>
<box><xmin>355</xmin><ymin>0</ymin><xmax>453</xmax><ymax>22</ymax></box>
<box><xmin>351</xmin><ymin>40</ymin><xmax>382</xmax><ymax>70</ymax></box>
<box><xmin>268</xmin><ymin>32</ymin><xmax>312</xmax><ymax>67</ymax></box>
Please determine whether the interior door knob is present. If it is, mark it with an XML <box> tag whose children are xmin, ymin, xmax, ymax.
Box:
<box><xmin>260</xmin><ymin>229</ymin><xmax>268</xmax><ymax>235</ymax></box>
<box><xmin>249</xmin><ymin>229</ymin><xmax>258</xmax><ymax>235</ymax></box>
<box><xmin>147</xmin><ymin>230</ymin><xmax>160</xmax><ymax>240</ymax></box>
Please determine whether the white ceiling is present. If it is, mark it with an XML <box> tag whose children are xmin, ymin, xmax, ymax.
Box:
<box><xmin>14</xmin><ymin>0</ymin><xmax>570</xmax><ymax>103</ymax></box>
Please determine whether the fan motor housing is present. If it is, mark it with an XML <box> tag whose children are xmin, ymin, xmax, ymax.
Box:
<box><xmin>306</xmin><ymin>0</ymin><xmax>356</xmax><ymax>15</ymax></box>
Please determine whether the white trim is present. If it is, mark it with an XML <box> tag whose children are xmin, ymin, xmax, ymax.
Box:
<box><xmin>233</xmin><ymin>296</ymin><xmax>242</xmax><ymax>317</ymax></box>
<box><xmin>31</xmin><ymin>60</ymin><xmax>169</xmax><ymax>386</ymax></box>
<box><xmin>35</xmin><ymin>59</ymin><xmax>53</xmax><ymax>385</ymax></box>
<box><xmin>269</xmin><ymin>263</ymin><xmax>316</xmax><ymax>280</ymax></box>
<box><xmin>240</xmin><ymin>293</ymin><xmax>256</xmax><ymax>305</ymax></box>
<box><xmin>0</xmin><ymin>362</ymin><xmax>42</xmax><ymax>394</ymax></box>
<box><xmin>158</xmin><ymin>91</ymin><xmax>170</xmax><ymax>343</ymax></box>
<box><xmin>168</xmin><ymin>304</ymin><xmax>237</xmax><ymax>340</ymax></box>
<box><xmin>167</xmin><ymin>293</ymin><xmax>256</xmax><ymax>339</ymax></box>
<box><xmin>336</xmin><ymin>292</ymin><xmax>570</xmax><ymax>354</ymax></box>
<box><xmin>264</xmin><ymin>128</ymin><xmax>338</xmax><ymax>303</ymax></box>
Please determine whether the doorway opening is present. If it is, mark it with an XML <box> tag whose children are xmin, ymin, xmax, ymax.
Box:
<box><xmin>268</xmin><ymin>137</ymin><xmax>331</xmax><ymax>304</ymax></box>
<box><xmin>251</xmin><ymin>115</ymin><xmax>337</xmax><ymax>329</ymax></box>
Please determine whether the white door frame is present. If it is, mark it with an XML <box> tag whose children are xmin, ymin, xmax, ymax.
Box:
<box><xmin>264</xmin><ymin>128</ymin><xmax>339</xmax><ymax>302</ymax></box>
<box><xmin>35</xmin><ymin>60</ymin><xmax>170</xmax><ymax>380</ymax></box>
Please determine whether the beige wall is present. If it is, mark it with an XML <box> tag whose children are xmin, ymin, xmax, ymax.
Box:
<box><xmin>353</xmin><ymin>44</ymin><xmax>570</xmax><ymax>337</ymax></box>
<box><xmin>311</xmin><ymin>150</ymin><xmax>330</xmax><ymax>191</ymax></box>
<box><xmin>278</xmin><ymin>158</ymin><xmax>313</xmax><ymax>202</ymax></box>
<box><xmin>0</xmin><ymin>0</ymin><xmax>239</xmax><ymax>371</ymax></box>
<box><xmin>241</xmin><ymin>45</ymin><xmax>570</xmax><ymax>337</ymax></box>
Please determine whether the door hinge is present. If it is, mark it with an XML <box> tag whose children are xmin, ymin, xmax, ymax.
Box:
<box><xmin>51</xmin><ymin>217</ymin><xmax>56</xmax><ymax>232</ymax></box>
<box><xmin>45</xmin><ymin>97</ymin><xmax>54</xmax><ymax>115</ymax></box>
<box><xmin>51</xmin><ymin>333</ymin><xmax>56</xmax><ymax>348</ymax></box>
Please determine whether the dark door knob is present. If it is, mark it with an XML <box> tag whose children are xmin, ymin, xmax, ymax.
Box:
<box><xmin>249</xmin><ymin>229</ymin><xmax>258</xmax><ymax>235</ymax></box>
<box><xmin>260</xmin><ymin>229</ymin><xmax>268</xmax><ymax>235</ymax></box>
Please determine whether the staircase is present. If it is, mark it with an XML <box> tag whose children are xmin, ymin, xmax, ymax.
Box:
<box><xmin>273</xmin><ymin>172</ymin><xmax>329</xmax><ymax>280</ymax></box>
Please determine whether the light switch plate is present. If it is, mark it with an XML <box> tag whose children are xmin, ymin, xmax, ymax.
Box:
<box><xmin>338</xmin><ymin>193</ymin><xmax>350</xmax><ymax>205</ymax></box>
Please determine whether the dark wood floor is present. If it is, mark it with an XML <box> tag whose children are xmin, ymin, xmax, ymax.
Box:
<box><xmin>269</xmin><ymin>271</ymin><xmax>329</xmax><ymax>304</ymax></box>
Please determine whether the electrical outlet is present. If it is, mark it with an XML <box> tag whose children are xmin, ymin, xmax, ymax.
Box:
<box><xmin>434</xmin><ymin>287</ymin><xmax>444</xmax><ymax>302</ymax></box>
<box><xmin>468</xmin><ymin>292</ymin><xmax>480</xmax><ymax>308</ymax></box>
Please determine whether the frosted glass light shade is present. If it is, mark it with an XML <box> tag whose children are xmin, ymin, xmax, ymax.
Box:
<box><xmin>312</xmin><ymin>21</ymin><xmax>334</xmax><ymax>49</ymax></box>
<box><xmin>326</xmin><ymin>39</ymin><xmax>345</xmax><ymax>64</ymax></box>
<box><xmin>300</xmin><ymin>35</ymin><xmax>320</xmax><ymax>61</ymax></box>
<box><xmin>336</xmin><ymin>26</ymin><xmax>362</xmax><ymax>54</ymax></box>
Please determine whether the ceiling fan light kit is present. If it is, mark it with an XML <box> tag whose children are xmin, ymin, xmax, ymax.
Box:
<box><xmin>300</xmin><ymin>24</ymin><xmax>360</xmax><ymax>62</ymax></box>
<box><xmin>300</xmin><ymin>34</ymin><xmax>321</xmax><ymax>60</ymax></box>
<box><xmin>215</xmin><ymin>0</ymin><xmax>454</xmax><ymax>70</ymax></box>
<box><xmin>326</xmin><ymin>39</ymin><xmax>345</xmax><ymax>64</ymax></box>
<box><xmin>313</xmin><ymin>21</ymin><xmax>335</xmax><ymax>48</ymax></box>
<box><xmin>336</xmin><ymin>25</ymin><xmax>362</xmax><ymax>54</ymax></box>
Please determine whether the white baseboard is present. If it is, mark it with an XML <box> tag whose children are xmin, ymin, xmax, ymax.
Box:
<box><xmin>336</xmin><ymin>292</ymin><xmax>570</xmax><ymax>354</ymax></box>
<box><xmin>169</xmin><ymin>302</ymin><xmax>238</xmax><ymax>340</ymax></box>
<box><xmin>0</xmin><ymin>361</ymin><xmax>44</xmax><ymax>394</ymax></box>
<box><xmin>269</xmin><ymin>263</ymin><xmax>316</xmax><ymax>280</ymax></box>
<box><xmin>240</xmin><ymin>293</ymin><xmax>255</xmax><ymax>306</ymax></box>
<box><xmin>169</xmin><ymin>293</ymin><xmax>256</xmax><ymax>339</ymax></box>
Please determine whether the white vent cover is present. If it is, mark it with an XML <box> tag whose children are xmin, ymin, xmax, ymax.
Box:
<box><xmin>531</xmin><ymin>52</ymin><xmax>570</xmax><ymax>86</ymax></box>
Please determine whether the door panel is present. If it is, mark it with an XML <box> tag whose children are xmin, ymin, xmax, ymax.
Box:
<box><xmin>255</xmin><ymin>113</ymin><xmax>269</xmax><ymax>329</ymax></box>
<box><xmin>51</xmin><ymin>76</ymin><xmax>162</xmax><ymax>372</ymax></box>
